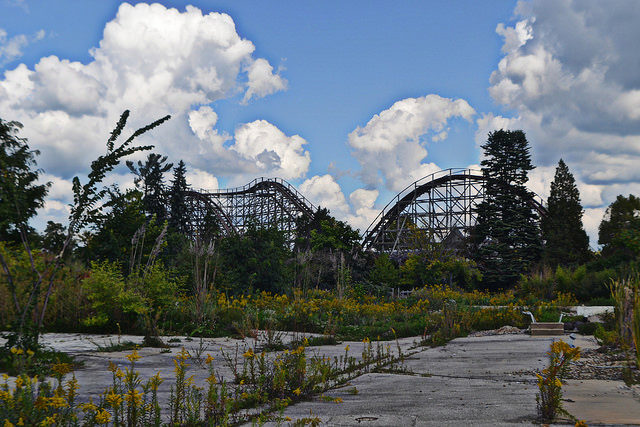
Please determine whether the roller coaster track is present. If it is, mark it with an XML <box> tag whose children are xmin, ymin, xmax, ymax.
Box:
<box><xmin>361</xmin><ymin>168</ymin><xmax>546</xmax><ymax>253</ymax></box>
<box><xmin>184</xmin><ymin>177</ymin><xmax>315</xmax><ymax>245</ymax></box>
<box><xmin>183</xmin><ymin>170</ymin><xmax>545</xmax><ymax>253</ymax></box>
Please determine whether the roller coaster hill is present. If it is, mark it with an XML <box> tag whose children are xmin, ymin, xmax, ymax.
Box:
<box><xmin>183</xmin><ymin>168</ymin><xmax>546</xmax><ymax>254</ymax></box>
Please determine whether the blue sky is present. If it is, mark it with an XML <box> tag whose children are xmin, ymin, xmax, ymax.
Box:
<box><xmin>2</xmin><ymin>0</ymin><xmax>640</xmax><ymax>244</ymax></box>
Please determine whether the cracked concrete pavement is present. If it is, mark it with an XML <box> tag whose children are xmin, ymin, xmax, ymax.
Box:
<box><xmin>3</xmin><ymin>332</ymin><xmax>639</xmax><ymax>425</ymax></box>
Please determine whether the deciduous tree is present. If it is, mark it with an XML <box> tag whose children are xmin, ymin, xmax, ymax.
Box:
<box><xmin>0</xmin><ymin>119</ymin><xmax>49</xmax><ymax>245</ymax></box>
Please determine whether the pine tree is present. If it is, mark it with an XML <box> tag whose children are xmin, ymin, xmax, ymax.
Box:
<box><xmin>126</xmin><ymin>153</ymin><xmax>173</xmax><ymax>220</ymax></box>
<box><xmin>541</xmin><ymin>159</ymin><xmax>590</xmax><ymax>266</ymax></box>
<box><xmin>474</xmin><ymin>129</ymin><xmax>541</xmax><ymax>290</ymax></box>
<box><xmin>169</xmin><ymin>160</ymin><xmax>189</xmax><ymax>233</ymax></box>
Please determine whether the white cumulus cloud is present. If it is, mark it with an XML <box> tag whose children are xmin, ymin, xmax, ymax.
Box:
<box><xmin>243</xmin><ymin>58</ymin><xmax>287</xmax><ymax>103</ymax></box>
<box><xmin>300</xmin><ymin>174</ymin><xmax>349</xmax><ymax>218</ymax></box>
<box><xmin>0</xmin><ymin>3</ymin><xmax>290</xmax><ymax>225</ymax></box>
<box><xmin>490</xmin><ymin>0</ymin><xmax>640</xmax><ymax>206</ymax></box>
<box><xmin>348</xmin><ymin>94</ymin><xmax>475</xmax><ymax>191</ymax></box>
<box><xmin>232</xmin><ymin>120</ymin><xmax>310</xmax><ymax>180</ymax></box>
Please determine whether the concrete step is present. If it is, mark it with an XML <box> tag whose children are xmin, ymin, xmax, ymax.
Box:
<box><xmin>530</xmin><ymin>322</ymin><xmax>564</xmax><ymax>336</ymax></box>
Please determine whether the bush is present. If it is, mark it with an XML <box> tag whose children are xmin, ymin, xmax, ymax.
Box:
<box><xmin>577</xmin><ymin>322</ymin><xmax>598</xmax><ymax>336</ymax></box>
<box><xmin>81</xmin><ymin>261</ymin><xmax>180</xmax><ymax>335</ymax></box>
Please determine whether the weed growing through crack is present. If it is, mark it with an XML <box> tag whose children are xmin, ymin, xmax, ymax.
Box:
<box><xmin>536</xmin><ymin>340</ymin><xmax>581</xmax><ymax>422</ymax></box>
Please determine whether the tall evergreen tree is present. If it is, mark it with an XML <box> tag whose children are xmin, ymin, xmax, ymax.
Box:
<box><xmin>126</xmin><ymin>153</ymin><xmax>172</xmax><ymax>220</ymax></box>
<box><xmin>473</xmin><ymin>129</ymin><xmax>541</xmax><ymax>290</ymax></box>
<box><xmin>541</xmin><ymin>159</ymin><xmax>590</xmax><ymax>266</ymax></box>
<box><xmin>168</xmin><ymin>160</ymin><xmax>189</xmax><ymax>233</ymax></box>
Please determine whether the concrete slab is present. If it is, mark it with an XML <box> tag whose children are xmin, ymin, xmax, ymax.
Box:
<box><xmin>563</xmin><ymin>380</ymin><xmax>640</xmax><ymax>425</ymax></box>
<box><xmin>3</xmin><ymin>331</ymin><xmax>637</xmax><ymax>425</ymax></box>
<box><xmin>266</xmin><ymin>334</ymin><xmax>633</xmax><ymax>426</ymax></box>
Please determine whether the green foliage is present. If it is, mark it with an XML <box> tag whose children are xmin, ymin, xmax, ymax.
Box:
<box><xmin>599</xmin><ymin>194</ymin><xmax>640</xmax><ymax>261</ymax></box>
<box><xmin>0</xmin><ymin>110</ymin><xmax>169</xmax><ymax>350</ymax></box>
<box><xmin>536</xmin><ymin>341</ymin><xmax>581</xmax><ymax>422</ymax></box>
<box><xmin>168</xmin><ymin>160</ymin><xmax>189</xmax><ymax>234</ymax></box>
<box><xmin>0</xmin><ymin>118</ymin><xmax>50</xmax><ymax>244</ymax></box>
<box><xmin>126</xmin><ymin>153</ymin><xmax>173</xmax><ymax>220</ymax></box>
<box><xmin>81</xmin><ymin>260</ymin><xmax>180</xmax><ymax>333</ymax></box>
<box><xmin>369</xmin><ymin>254</ymin><xmax>399</xmax><ymax>290</ymax></box>
<box><xmin>541</xmin><ymin>159</ymin><xmax>591</xmax><ymax>266</ymax></box>
<box><xmin>474</xmin><ymin>129</ymin><xmax>542</xmax><ymax>290</ymax></box>
<box><xmin>517</xmin><ymin>261</ymin><xmax>628</xmax><ymax>304</ymax></box>
<box><xmin>41</xmin><ymin>221</ymin><xmax>69</xmax><ymax>256</ymax></box>
<box><xmin>217</xmin><ymin>225</ymin><xmax>291</xmax><ymax>295</ymax></box>
<box><xmin>81</xmin><ymin>261</ymin><xmax>126</xmax><ymax>328</ymax></box>
<box><xmin>83</xmin><ymin>187</ymin><xmax>146</xmax><ymax>265</ymax></box>
<box><xmin>399</xmin><ymin>251</ymin><xmax>481</xmax><ymax>290</ymax></box>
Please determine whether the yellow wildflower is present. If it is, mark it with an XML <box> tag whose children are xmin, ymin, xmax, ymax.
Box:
<box><xmin>1</xmin><ymin>374</ymin><xmax>8</xmax><ymax>381</ymax></box>
<box><xmin>334</xmin><ymin>397</ymin><xmax>343</xmax><ymax>403</ymax></box>
<box><xmin>14</xmin><ymin>377</ymin><xmax>23</xmax><ymax>389</ymax></box>
<box><xmin>243</xmin><ymin>348</ymin><xmax>255</xmax><ymax>359</ymax></box>
<box><xmin>39</xmin><ymin>416</ymin><xmax>56</xmax><ymax>427</ymax></box>
<box><xmin>124</xmin><ymin>389</ymin><xmax>142</xmax><ymax>406</ymax></box>
<box><xmin>149</xmin><ymin>372</ymin><xmax>163</xmax><ymax>391</ymax></box>
<box><xmin>205</xmin><ymin>354</ymin><xmax>214</xmax><ymax>364</ymax></box>
<box><xmin>48</xmin><ymin>395</ymin><xmax>68</xmax><ymax>408</ymax></box>
<box><xmin>126</xmin><ymin>350</ymin><xmax>141</xmax><ymax>363</ymax></box>
<box><xmin>292</xmin><ymin>388</ymin><xmax>301</xmax><ymax>396</ymax></box>
<box><xmin>344</xmin><ymin>345</ymin><xmax>350</xmax><ymax>352</ymax></box>
<box><xmin>34</xmin><ymin>396</ymin><xmax>48</xmax><ymax>410</ymax></box>
<box><xmin>115</xmin><ymin>369</ymin><xmax>124</xmax><ymax>379</ymax></box>
<box><xmin>52</xmin><ymin>362</ymin><xmax>72</xmax><ymax>376</ymax></box>
<box><xmin>95</xmin><ymin>409</ymin><xmax>111</xmax><ymax>424</ymax></box>
<box><xmin>240</xmin><ymin>392</ymin><xmax>249</xmax><ymax>399</ymax></box>
<box><xmin>0</xmin><ymin>391</ymin><xmax>11</xmax><ymax>401</ymax></box>
<box><xmin>80</xmin><ymin>402</ymin><xmax>98</xmax><ymax>412</ymax></box>
<box><xmin>175</xmin><ymin>348</ymin><xmax>190</xmax><ymax>361</ymax></box>
<box><xmin>26</xmin><ymin>350</ymin><xmax>34</xmax><ymax>357</ymax></box>
<box><xmin>4</xmin><ymin>420</ymin><xmax>14</xmax><ymax>427</ymax></box>
<box><xmin>16</xmin><ymin>419</ymin><xmax>24</xmax><ymax>426</ymax></box>
<box><xmin>106</xmin><ymin>391</ymin><xmax>123</xmax><ymax>408</ymax></box>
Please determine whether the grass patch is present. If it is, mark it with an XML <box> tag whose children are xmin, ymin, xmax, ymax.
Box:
<box><xmin>89</xmin><ymin>338</ymin><xmax>139</xmax><ymax>352</ymax></box>
<box><xmin>0</xmin><ymin>345</ymin><xmax>79</xmax><ymax>377</ymax></box>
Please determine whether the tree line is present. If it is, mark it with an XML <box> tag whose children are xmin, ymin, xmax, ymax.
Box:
<box><xmin>2</xmin><ymin>116</ymin><xmax>640</xmax><ymax>343</ymax></box>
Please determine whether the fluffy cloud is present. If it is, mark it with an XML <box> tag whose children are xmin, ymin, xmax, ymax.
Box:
<box><xmin>243</xmin><ymin>58</ymin><xmax>287</xmax><ymax>103</ymax></box>
<box><xmin>300</xmin><ymin>174</ymin><xmax>349</xmax><ymax>218</ymax></box>
<box><xmin>345</xmin><ymin>188</ymin><xmax>380</xmax><ymax>232</ymax></box>
<box><xmin>187</xmin><ymin>168</ymin><xmax>219</xmax><ymax>191</ymax></box>
<box><xmin>490</xmin><ymin>0</ymin><xmax>640</xmax><ymax>201</ymax></box>
<box><xmin>0</xmin><ymin>28</ymin><xmax>44</xmax><ymax>65</ymax></box>
<box><xmin>0</xmin><ymin>3</ymin><xmax>291</xmax><ymax>223</ymax></box>
<box><xmin>348</xmin><ymin>94</ymin><xmax>475</xmax><ymax>191</ymax></box>
<box><xmin>232</xmin><ymin>120</ymin><xmax>310</xmax><ymax>180</ymax></box>
<box><xmin>300</xmin><ymin>175</ymin><xmax>381</xmax><ymax>232</ymax></box>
